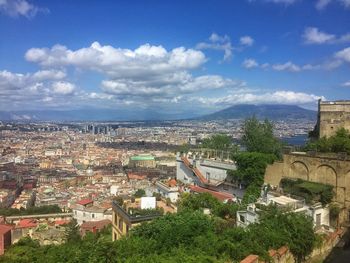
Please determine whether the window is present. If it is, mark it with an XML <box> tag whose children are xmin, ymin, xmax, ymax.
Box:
<box><xmin>316</xmin><ymin>213</ymin><xmax>321</xmax><ymax>227</ymax></box>
<box><xmin>92</xmin><ymin>213</ymin><xmax>95</xmax><ymax>218</ymax></box>
<box><xmin>83</xmin><ymin>212</ymin><xmax>85</xmax><ymax>217</ymax></box>
<box><xmin>118</xmin><ymin>217</ymin><xmax>123</xmax><ymax>231</ymax></box>
<box><xmin>114</xmin><ymin>214</ymin><xmax>118</xmax><ymax>224</ymax></box>
<box><xmin>239</xmin><ymin>215</ymin><xmax>245</xmax><ymax>223</ymax></box>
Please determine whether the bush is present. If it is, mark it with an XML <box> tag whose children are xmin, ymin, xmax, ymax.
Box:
<box><xmin>280</xmin><ymin>178</ymin><xmax>334</xmax><ymax>205</ymax></box>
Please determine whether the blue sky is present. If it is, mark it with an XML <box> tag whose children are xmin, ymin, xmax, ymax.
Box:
<box><xmin>0</xmin><ymin>0</ymin><xmax>350</xmax><ymax>116</ymax></box>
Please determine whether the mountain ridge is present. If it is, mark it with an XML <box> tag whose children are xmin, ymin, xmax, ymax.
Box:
<box><xmin>197</xmin><ymin>104</ymin><xmax>317</xmax><ymax>121</ymax></box>
<box><xmin>0</xmin><ymin>104</ymin><xmax>317</xmax><ymax>121</ymax></box>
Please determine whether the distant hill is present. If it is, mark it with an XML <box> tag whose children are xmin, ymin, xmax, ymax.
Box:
<box><xmin>198</xmin><ymin>104</ymin><xmax>317</xmax><ymax>121</ymax></box>
<box><xmin>0</xmin><ymin>109</ymin><xmax>199</xmax><ymax>122</ymax></box>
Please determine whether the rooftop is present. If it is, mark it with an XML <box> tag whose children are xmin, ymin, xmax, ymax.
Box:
<box><xmin>77</xmin><ymin>198</ymin><xmax>93</xmax><ymax>206</ymax></box>
<box><xmin>188</xmin><ymin>185</ymin><xmax>235</xmax><ymax>202</ymax></box>
<box><xmin>130</xmin><ymin>154</ymin><xmax>155</xmax><ymax>161</ymax></box>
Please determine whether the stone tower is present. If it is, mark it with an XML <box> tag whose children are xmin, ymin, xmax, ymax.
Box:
<box><xmin>317</xmin><ymin>99</ymin><xmax>350</xmax><ymax>138</ymax></box>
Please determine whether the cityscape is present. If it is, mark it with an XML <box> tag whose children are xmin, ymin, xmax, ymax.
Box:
<box><xmin>1</xmin><ymin>1</ymin><xmax>350</xmax><ymax>263</ymax></box>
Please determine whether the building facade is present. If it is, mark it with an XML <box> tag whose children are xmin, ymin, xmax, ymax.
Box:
<box><xmin>317</xmin><ymin>100</ymin><xmax>350</xmax><ymax>138</ymax></box>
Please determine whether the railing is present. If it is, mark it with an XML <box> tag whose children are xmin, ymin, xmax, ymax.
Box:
<box><xmin>112</xmin><ymin>201</ymin><xmax>161</xmax><ymax>224</ymax></box>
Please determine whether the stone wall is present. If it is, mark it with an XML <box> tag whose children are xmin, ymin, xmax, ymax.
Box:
<box><xmin>318</xmin><ymin>101</ymin><xmax>350</xmax><ymax>138</ymax></box>
<box><xmin>264</xmin><ymin>152</ymin><xmax>350</xmax><ymax>223</ymax></box>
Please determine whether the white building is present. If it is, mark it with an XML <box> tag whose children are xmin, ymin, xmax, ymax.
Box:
<box><xmin>155</xmin><ymin>179</ymin><xmax>180</xmax><ymax>203</ymax></box>
<box><xmin>176</xmin><ymin>153</ymin><xmax>243</xmax><ymax>199</ymax></box>
<box><xmin>236</xmin><ymin>192</ymin><xmax>330</xmax><ymax>229</ymax></box>
<box><xmin>71</xmin><ymin>199</ymin><xmax>112</xmax><ymax>225</ymax></box>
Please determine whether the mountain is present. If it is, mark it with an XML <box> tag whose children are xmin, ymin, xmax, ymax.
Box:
<box><xmin>0</xmin><ymin>109</ymin><xmax>200</xmax><ymax>121</ymax></box>
<box><xmin>198</xmin><ymin>104</ymin><xmax>317</xmax><ymax>121</ymax></box>
<box><xmin>0</xmin><ymin>104</ymin><xmax>316</xmax><ymax>122</ymax></box>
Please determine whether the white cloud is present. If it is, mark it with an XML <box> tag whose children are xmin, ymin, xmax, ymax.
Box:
<box><xmin>335</xmin><ymin>47</ymin><xmax>350</xmax><ymax>63</ymax></box>
<box><xmin>25</xmin><ymin>42</ymin><xmax>206</xmax><ymax>76</ymax></box>
<box><xmin>0</xmin><ymin>69</ymin><xmax>65</xmax><ymax>88</ymax></box>
<box><xmin>314</xmin><ymin>0</ymin><xmax>350</xmax><ymax>9</ymax></box>
<box><xmin>272</xmin><ymin>62</ymin><xmax>301</xmax><ymax>72</ymax></box>
<box><xmin>51</xmin><ymin>81</ymin><xmax>76</xmax><ymax>95</ymax></box>
<box><xmin>101</xmin><ymin>74</ymin><xmax>239</xmax><ymax>97</ymax></box>
<box><xmin>31</xmin><ymin>70</ymin><xmax>66</xmax><ymax>81</ymax></box>
<box><xmin>341</xmin><ymin>81</ymin><xmax>350</xmax><ymax>87</ymax></box>
<box><xmin>341</xmin><ymin>0</ymin><xmax>350</xmax><ymax>7</ymax></box>
<box><xmin>209</xmin><ymin>33</ymin><xmax>230</xmax><ymax>43</ymax></box>
<box><xmin>242</xmin><ymin>58</ymin><xmax>338</xmax><ymax>72</ymax></box>
<box><xmin>196</xmin><ymin>33</ymin><xmax>233</xmax><ymax>61</ymax></box>
<box><xmin>303</xmin><ymin>27</ymin><xmax>350</xmax><ymax>45</ymax></box>
<box><xmin>0</xmin><ymin>69</ymin><xmax>74</xmax><ymax>110</ymax></box>
<box><xmin>316</xmin><ymin>0</ymin><xmax>332</xmax><ymax>10</ymax></box>
<box><xmin>303</xmin><ymin>27</ymin><xmax>335</xmax><ymax>44</ymax></box>
<box><xmin>240</xmin><ymin>36</ymin><xmax>254</xmax><ymax>46</ymax></box>
<box><xmin>248</xmin><ymin>0</ymin><xmax>298</xmax><ymax>5</ymax></box>
<box><xmin>267</xmin><ymin>0</ymin><xmax>297</xmax><ymax>3</ymax></box>
<box><xmin>0</xmin><ymin>0</ymin><xmax>48</xmax><ymax>18</ymax></box>
<box><xmin>242</xmin><ymin>58</ymin><xmax>259</xmax><ymax>68</ymax></box>
<box><xmin>194</xmin><ymin>90</ymin><xmax>324</xmax><ymax>106</ymax></box>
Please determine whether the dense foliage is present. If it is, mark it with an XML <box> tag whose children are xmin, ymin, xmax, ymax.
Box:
<box><xmin>178</xmin><ymin>192</ymin><xmax>238</xmax><ymax>219</ymax></box>
<box><xmin>280</xmin><ymin>178</ymin><xmax>334</xmax><ymax>205</ymax></box>
<box><xmin>65</xmin><ymin>218</ymin><xmax>81</xmax><ymax>243</ymax></box>
<box><xmin>128</xmin><ymin>207</ymin><xmax>164</xmax><ymax>216</ymax></box>
<box><xmin>305</xmin><ymin>128</ymin><xmax>350</xmax><ymax>154</ymax></box>
<box><xmin>0</xmin><ymin>205</ymin><xmax>316</xmax><ymax>263</ymax></box>
<box><xmin>241</xmin><ymin>116</ymin><xmax>282</xmax><ymax>158</ymax></box>
<box><xmin>229</xmin><ymin>152</ymin><xmax>275</xmax><ymax>204</ymax></box>
<box><xmin>0</xmin><ymin>205</ymin><xmax>62</xmax><ymax>216</ymax></box>
<box><xmin>133</xmin><ymin>189</ymin><xmax>146</xmax><ymax>198</ymax></box>
<box><xmin>201</xmin><ymin>134</ymin><xmax>238</xmax><ymax>153</ymax></box>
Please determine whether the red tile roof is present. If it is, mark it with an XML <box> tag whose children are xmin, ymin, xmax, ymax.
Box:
<box><xmin>269</xmin><ymin>249</ymin><xmax>277</xmax><ymax>257</ymax></box>
<box><xmin>127</xmin><ymin>173</ymin><xmax>147</xmax><ymax>180</ymax></box>
<box><xmin>80</xmin><ymin>219</ymin><xmax>111</xmax><ymax>230</ymax></box>
<box><xmin>277</xmin><ymin>246</ymin><xmax>288</xmax><ymax>256</ymax></box>
<box><xmin>0</xmin><ymin>224</ymin><xmax>12</xmax><ymax>235</ymax></box>
<box><xmin>55</xmin><ymin>219</ymin><xmax>70</xmax><ymax>226</ymax></box>
<box><xmin>240</xmin><ymin>255</ymin><xmax>259</xmax><ymax>263</ymax></box>
<box><xmin>77</xmin><ymin>198</ymin><xmax>93</xmax><ymax>206</ymax></box>
<box><xmin>17</xmin><ymin>219</ymin><xmax>37</xmax><ymax>229</ymax></box>
<box><xmin>181</xmin><ymin>157</ymin><xmax>208</xmax><ymax>184</ymax></box>
<box><xmin>188</xmin><ymin>185</ymin><xmax>234</xmax><ymax>202</ymax></box>
<box><xmin>168</xmin><ymin>178</ymin><xmax>177</xmax><ymax>187</ymax></box>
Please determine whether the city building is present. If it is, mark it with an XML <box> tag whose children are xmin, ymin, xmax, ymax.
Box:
<box><xmin>71</xmin><ymin>199</ymin><xmax>112</xmax><ymax>225</ymax></box>
<box><xmin>80</xmin><ymin>219</ymin><xmax>111</xmax><ymax>236</ymax></box>
<box><xmin>111</xmin><ymin>197</ymin><xmax>175</xmax><ymax>240</ymax></box>
<box><xmin>237</xmin><ymin>191</ymin><xmax>330</xmax><ymax>229</ymax></box>
<box><xmin>155</xmin><ymin>179</ymin><xmax>179</xmax><ymax>203</ymax></box>
<box><xmin>0</xmin><ymin>224</ymin><xmax>12</xmax><ymax>255</ymax></box>
<box><xmin>176</xmin><ymin>153</ymin><xmax>243</xmax><ymax>199</ymax></box>
<box><xmin>128</xmin><ymin>154</ymin><xmax>156</xmax><ymax>168</ymax></box>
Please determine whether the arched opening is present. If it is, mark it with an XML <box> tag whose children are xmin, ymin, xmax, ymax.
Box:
<box><xmin>315</xmin><ymin>165</ymin><xmax>337</xmax><ymax>186</ymax></box>
<box><xmin>289</xmin><ymin>161</ymin><xmax>309</xmax><ymax>181</ymax></box>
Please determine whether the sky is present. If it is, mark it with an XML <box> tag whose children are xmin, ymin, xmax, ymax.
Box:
<box><xmin>0</xmin><ymin>0</ymin><xmax>350</xmax><ymax>117</ymax></box>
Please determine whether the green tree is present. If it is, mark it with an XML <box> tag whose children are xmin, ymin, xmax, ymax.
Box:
<box><xmin>230</xmin><ymin>152</ymin><xmax>275</xmax><ymax>204</ymax></box>
<box><xmin>241</xmin><ymin>116</ymin><xmax>282</xmax><ymax>158</ymax></box>
<box><xmin>65</xmin><ymin>218</ymin><xmax>81</xmax><ymax>243</ymax></box>
<box><xmin>134</xmin><ymin>189</ymin><xmax>146</xmax><ymax>198</ymax></box>
<box><xmin>305</xmin><ymin>128</ymin><xmax>350</xmax><ymax>154</ymax></box>
<box><xmin>201</xmin><ymin>134</ymin><xmax>238</xmax><ymax>152</ymax></box>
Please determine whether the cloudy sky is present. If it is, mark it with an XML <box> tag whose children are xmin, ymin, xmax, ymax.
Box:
<box><xmin>0</xmin><ymin>0</ymin><xmax>350</xmax><ymax>116</ymax></box>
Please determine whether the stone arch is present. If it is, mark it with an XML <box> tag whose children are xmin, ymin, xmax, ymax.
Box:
<box><xmin>346</xmin><ymin>170</ymin><xmax>350</xmax><ymax>201</ymax></box>
<box><xmin>314</xmin><ymin>165</ymin><xmax>337</xmax><ymax>186</ymax></box>
<box><xmin>289</xmin><ymin>161</ymin><xmax>309</xmax><ymax>181</ymax></box>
